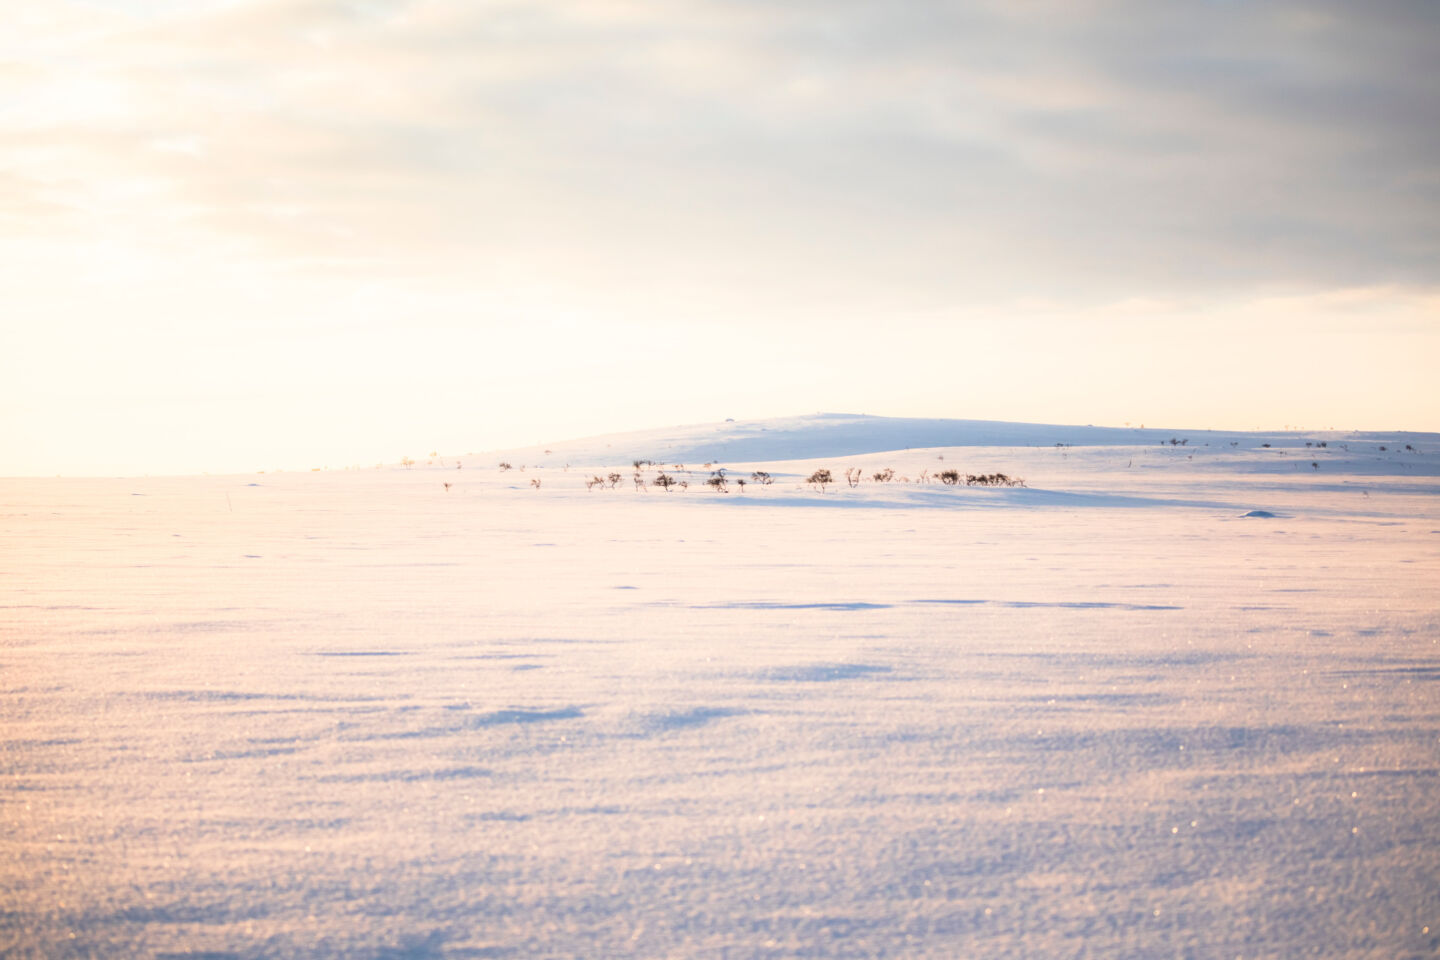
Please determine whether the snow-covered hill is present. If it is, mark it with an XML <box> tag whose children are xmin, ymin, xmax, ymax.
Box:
<box><xmin>486</xmin><ymin>412</ymin><xmax>1440</xmax><ymax>476</ymax></box>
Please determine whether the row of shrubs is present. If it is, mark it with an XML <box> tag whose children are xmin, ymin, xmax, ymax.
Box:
<box><xmin>562</xmin><ymin>465</ymin><xmax>1023</xmax><ymax>492</ymax></box>
<box><xmin>807</xmin><ymin>468</ymin><xmax>1022</xmax><ymax>490</ymax></box>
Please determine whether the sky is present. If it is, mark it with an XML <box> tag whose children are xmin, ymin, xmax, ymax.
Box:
<box><xmin>3</xmin><ymin>0</ymin><xmax>1438</xmax><ymax>476</ymax></box>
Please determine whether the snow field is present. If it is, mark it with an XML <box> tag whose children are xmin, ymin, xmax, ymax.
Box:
<box><xmin>3</xmin><ymin>421</ymin><xmax>1438</xmax><ymax>958</ymax></box>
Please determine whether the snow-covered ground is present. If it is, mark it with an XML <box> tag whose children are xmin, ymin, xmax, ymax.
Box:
<box><xmin>4</xmin><ymin>414</ymin><xmax>1438</xmax><ymax>959</ymax></box>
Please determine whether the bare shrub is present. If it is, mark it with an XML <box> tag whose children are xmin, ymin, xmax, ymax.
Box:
<box><xmin>965</xmin><ymin>473</ymin><xmax>1024</xmax><ymax>487</ymax></box>
<box><xmin>938</xmin><ymin>469</ymin><xmax>961</xmax><ymax>485</ymax></box>
<box><xmin>807</xmin><ymin>469</ymin><xmax>833</xmax><ymax>491</ymax></box>
<box><xmin>751</xmin><ymin>471</ymin><xmax>773</xmax><ymax>485</ymax></box>
<box><xmin>653</xmin><ymin>473</ymin><xmax>677</xmax><ymax>492</ymax></box>
<box><xmin>872</xmin><ymin>468</ymin><xmax>895</xmax><ymax>483</ymax></box>
<box><xmin>706</xmin><ymin>473</ymin><xmax>728</xmax><ymax>493</ymax></box>
<box><xmin>608</xmin><ymin>472</ymin><xmax>622</xmax><ymax>489</ymax></box>
<box><xmin>498</xmin><ymin>462</ymin><xmax>512</xmax><ymax>471</ymax></box>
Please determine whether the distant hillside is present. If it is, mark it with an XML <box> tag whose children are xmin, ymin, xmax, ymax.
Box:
<box><xmin>486</xmin><ymin>413</ymin><xmax>1436</xmax><ymax>468</ymax></box>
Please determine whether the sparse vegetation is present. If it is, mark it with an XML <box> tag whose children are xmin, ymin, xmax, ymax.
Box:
<box><xmin>751</xmin><ymin>471</ymin><xmax>773</xmax><ymax>485</ymax></box>
<box><xmin>872</xmin><ymin>468</ymin><xmax>895</xmax><ymax>483</ymax></box>
<box><xmin>706</xmin><ymin>473</ymin><xmax>728</xmax><ymax>493</ymax></box>
<box><xmin>654</xmin><ymin>472</ymin><xmax>677</xmax><ymax>492</ymax></box>
<box><xmin>966</xmin><ymin>473</ymin><xmax>1024</xmax><ymax>487</ymax></box>
<box><xmin>499</xmin><ymin>462</ymin><xmax>512</xmax><ymax>471</ymax></box>
<box><xmin>807</xmin><ymin>469</ymin><xmax>833</xmax><ymax>491</ymax></box>
<box><xmin>938</xmin><ymin>469</ymin><xmax>961</xmax><ymax>485</ymax></box>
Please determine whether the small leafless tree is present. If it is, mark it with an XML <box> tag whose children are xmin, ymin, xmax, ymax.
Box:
<box><xmin>751</xmin><ymin>471</ymin><xmax>773</xmax><ymax>485</ymax></box>
<box><xmin>654</xmin><ymin>472</ymin><xmax>677</xmax><ymax>492</ymax></box>
<box><xmin>807</xmin><ymin>469</ymin><xmax>833</xmax><ymax>491</ymax></box>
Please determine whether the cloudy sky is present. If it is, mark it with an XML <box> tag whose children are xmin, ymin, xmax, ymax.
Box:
<box><xmin>4</xmin><ymin>0</ymin><xmax>1437</xmax><ymax>475</ymax></box>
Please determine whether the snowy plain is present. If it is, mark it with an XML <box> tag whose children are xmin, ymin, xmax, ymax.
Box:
<box><xmin>3</xmin><ymin>414</ymin><xmax>1438</xmax><ymax>959</ymax></box>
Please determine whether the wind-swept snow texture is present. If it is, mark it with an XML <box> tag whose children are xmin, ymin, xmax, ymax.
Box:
<box><xmin>4</xmin><ymin>416</ymin><xmax>1439</xmax><ymax>959</ymax></box>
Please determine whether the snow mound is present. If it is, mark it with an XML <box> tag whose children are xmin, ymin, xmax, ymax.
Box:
<box><xmin>491</xmin><ymin>413</ymin><xmax>1439</xmax><ymax>470</ymax></box>
<box><xmin>502</xmin><ymin>413</ymin><xmax>1205</xmax><ymax>467</ymax></box>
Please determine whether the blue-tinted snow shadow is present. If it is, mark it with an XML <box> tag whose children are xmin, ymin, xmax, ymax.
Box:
<box><xmin>694</xmin><ymin>601</ymin><xmax>892</xmax><ymax>611</ymax></box>
<box><xmin>765</xmin><ymin>663</ymin><xmax>894</xmax><ymax>683</ymax></box>
<box><xmin>970</xmin><ymin>650</ymin><xmax>1247</xmax><ymax>669</ymax></box>
<box><xmin>641</xmin><ymin>706</ymin><xmax>746</xmax><ymax>733</ymax></box>
<box><xmin>140</xmin><ymin>690</ymin><xmax>390</xmax><ymax>704</ymax></box>
<box><xmin>468</xmin><ymin>707</ymin><xmax>584</xmax><ymax>727</ymax></box>
<box><xmin>342</xmin><ymin>706</ymin><xmax>586</xmax><ymax>742</ymax></box>
<box><xmin>981</xmin><ymin>723</ymin><xmax>1365</xmax><ymax>766</ymax></box>
<box><xmin>914</xmin><ymin>599</ymin><xmax>1183</xmax><ymax>611</ymax></box>
<box><xmin>315</xmin><ymin>765</ymin><xmax>494</xmax><ymax>784</ymax></box>
<box><xmin>713</xmin><ymin>488</ymin><xmax>1234</xmax><ymax>510</ymax></box>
